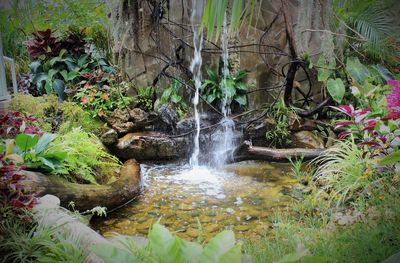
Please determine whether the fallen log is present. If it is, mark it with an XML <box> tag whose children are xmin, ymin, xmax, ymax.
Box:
<box><xmin>234</xmin><ymin>141</ymin><xmax>326</xmax><ymax>162</ymax></box>
<box><xmin>22</xmin><ymin>159</ymin><xmax>142</xmax><ymax>211</ymax></box>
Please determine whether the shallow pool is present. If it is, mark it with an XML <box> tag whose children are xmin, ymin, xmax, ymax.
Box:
<box><xmin>92</xmin><ymin>161</ymin><xmax>297</xmax><ymax>241</ymax></box>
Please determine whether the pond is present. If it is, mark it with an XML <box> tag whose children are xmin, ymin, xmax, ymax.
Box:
<box><xmin>92</xmin><ymin>161</ymin><xmax>297</xmax><ymax>241</ymax></box>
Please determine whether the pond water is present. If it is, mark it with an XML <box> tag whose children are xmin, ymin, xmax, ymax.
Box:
<box><xmin>92</xmin><ymin>161</ymin><xmax>297</xmax><ymax>241</ymax></box>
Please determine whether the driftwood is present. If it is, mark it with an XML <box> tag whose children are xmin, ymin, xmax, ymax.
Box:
<box><xmin>234</xmin><ymin>141</ymin><xmax>326</xmax><ymax>162</ymax></box>
<box><xmin>22</xmin><ymin>159</ymin><xmax>142</xmax><ymax>211</ymax></box>
<box><xmin>34</xmin><ymin>195</ymin><xmax>111</xmax><ymax>263</ymax></box>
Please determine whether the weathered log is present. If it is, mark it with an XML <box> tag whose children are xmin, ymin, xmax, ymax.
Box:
<box><xmin>34</xmin><ymin>195</ymin><xmax>111</xmax><ymax>263</ymax></box>
<box><xmin>234</xmin><ymin>141</ymin><xmax>326</xmax><ymax>162</ymax></box>
<box><xmin>21</xmin><ymin>159</ymin><xmax>142</xmax><ymax>211</ymax></box>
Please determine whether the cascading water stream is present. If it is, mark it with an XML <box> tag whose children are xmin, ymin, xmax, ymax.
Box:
<box><xmin>211</xmin><ymin>14</ymin><xmax>237</xmax><ymax>167</ymax></box>
<box><xmin>189</xmin><ymin>0</ymin><xmax>204</xmax><ymax>167</ymax></box>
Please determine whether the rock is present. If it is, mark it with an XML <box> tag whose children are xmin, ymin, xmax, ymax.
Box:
<box><xmin>106</xmin><ymin>108</ymin><xmax>158</xmax><ymax>135</ymax></box>
<box><xmin>100</xmin><ymin>129</ymin><xmax>118</xmax><ymax>145</ymax></box>
<box><xmin>154</xmin><ymin>104</ymin><xmax>179</xmax><ymax>133</ymax></box>
<box><xmin>245</xmin><ymin>117</ymin><xmax>276</xmax><ymax>146</ymax></box>
<box><xmin>204</xmin><ymin>224</ymin><xmax>219</xmax><ymax>233</ymax></box>
<box><xmin>290</xmin><ymin>131</ymin><xmax>325</xmax><ymax>149</ymax></box>
<box><xmin>113</xmin><ymin>131</ymin><xmax>188</xmax><ymax>161</ymax></box>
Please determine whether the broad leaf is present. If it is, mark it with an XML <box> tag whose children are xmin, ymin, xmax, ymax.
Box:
<box><xmin>327</xmin><ymin>78</ymin><xmax>346</xmax><ymax>103</ymax></box>
<box><xmin>34</xmin><ymin>133</ymin><xmax>57</xmax><ymax>153</ymax></box>
<box><xmin>91</xmin><ymin>244</ymin><xmax>136</xmax><ymax>263</ymax></box>
<box><xmin>29</xmin><ymin>61</ymin><xmax>42</xmax><ymax>74</ymax></box>
<box><xmin>234</xmin><ymin>95</ymin><xmax>247</xmax><ymax>106</ymax></box>
<box><xmin>346</xmin><ymin>57</ymin><xmax>370</xmax><ymax>84</ymax></box>
<box><xmin>200</xmin><ymin>230</ymin><xmax>238</xmax><ymax>263</ymax></box>
<box><xmin>53</xmin><ymin>79</ymin><xmax>66</xmax><ymax>100</ymax></box>
<box><xmin>15</xmin><ymin>134</ymin><xmax>39</xmax><ymax>152</ymax></box>
<box><xmin>148</xmin><ymin>223</ymin><xmax>174</xmax><ymax>260</ymax></box>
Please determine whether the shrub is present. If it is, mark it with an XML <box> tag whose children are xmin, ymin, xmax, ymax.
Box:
<box><xmin>10</xmin><ymin>94</ymin><xmax>103</xmax><ymax>135</ymax></box>
<box><xmin>312</xmin><ymin>139</ymin><xmax>376</xmax><ymax>206</ymax></box>
<box><xmin>265</xmin><ymin>98</ymin><xmax>294</xmax><ymax>147</ymax></box>
<box><xmin>45</xmin><ymin>128</ymin><xmax>120</xmax><ymax>183</ymax></box>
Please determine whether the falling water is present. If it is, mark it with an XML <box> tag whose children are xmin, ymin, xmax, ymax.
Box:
<box><xmin>189</xmin><ymin>0</ymin><xmax>204</xmax><ymax>167</ymax></box>
<box><xmin>211</xmin><ymin>14</ymin><xmax>237</xmax><ymax>167</ymax></box>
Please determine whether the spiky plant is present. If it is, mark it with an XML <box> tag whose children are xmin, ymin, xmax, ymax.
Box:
<box><xmin>312</xmin><ymin>139</ymin><xmax>375</xmax><ymax>207</ymax></box>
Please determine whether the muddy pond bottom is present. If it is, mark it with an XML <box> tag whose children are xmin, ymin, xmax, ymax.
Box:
<box><xmin>92</xmin><ymin>161</ymin><xmax>297</xmax><ymax>241</ymax></box>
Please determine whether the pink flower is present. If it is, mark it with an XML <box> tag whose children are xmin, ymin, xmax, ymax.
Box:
<box><xmin>81</xmin><ymin>96</ymin><xmax>88</xmax><ymax>104</ymax></box>
<box><xmin>386</xmin><ymin>80</ymin><xmax>400</xmax><ymax>119</ymax></box>
<box><xmin>83</xmin><ymin>84</ymin><xmax>92</xmax><ymax>89</ymax></box>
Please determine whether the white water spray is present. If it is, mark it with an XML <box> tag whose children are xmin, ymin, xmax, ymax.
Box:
<box><xmin>212</xmin><ymin>14</ymin><xmax>237</xmax><ymax>166</ymax></box>
<box><xmin>189</xmin><ymin>0</ymin><xmax>204</xmax><ymax>167</ymax></box>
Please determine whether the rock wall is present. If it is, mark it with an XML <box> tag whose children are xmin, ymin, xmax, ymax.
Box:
<box><xmin>106</xmin><ymin>0</ymin><xmax>333</xmax><ymax>110</ymax></box>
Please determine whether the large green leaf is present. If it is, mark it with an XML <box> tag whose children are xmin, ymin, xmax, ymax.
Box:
<box><xmin>200</xmin><ymin>230</ymin><xmax>239</xmax><ymax>263</ymax></box>
<box><xmin>234</xmin><ymin>94</ymin><xmax>247</xmax><ymax>106</ymax></box>
<box><xmin>91</xmin><ymin>244</ymin><xmax>136</xmax><ymax>263</ymax></box>
<box><xmin>327</xmin><ymin>78</ymin><xmax>346</xmax><ymax>103</ymax></box>
<box><xmin>29</xmin><ymin>61</ymin><xmax>43</xmax><ymax>74</ymax></box>
<box><xmin>317</xmin><ymin>56</ymin><xmax>336</xmax><ymax>82</ymax></box>
<box><xmin>346</xmin><ymin>57</ymin><xmax>370</xmax><ymax>84</ymax></box>
<box><xmin>148</xmin><ymin>223</ymin><xmax>174</xmax><ymax>260</ymax></box>
<box><xmin>15</xmin><ymin>134</ymin><xmax>39</xmax><ymax>152</ymax></box>
<box><xmin>53</xmin><ymin>79</ymin><xmax>67</xmax><ymax>100</ymax></box>
<box><xmin>34</xmin><ymin>133</ymin><xmax>57</xmax><ymax>154</ymax></box>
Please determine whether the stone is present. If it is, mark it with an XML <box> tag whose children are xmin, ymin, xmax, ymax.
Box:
<box><xmin>154</xmin><ymin>104</ymin><xmax>179</xmax><ymax>133</ymax></box>
<box><xmin>244</xmin><ymin>117</ymin><xmax>276</xmax><ymax>146</ymax></box>
<box><xmin>290</xmin><ymin>131</ymin><xmax>325</xmax><ymax>149</ymax></box>
<box><xmin>106</xmin><ymin>107</ymin><xmax>159</xmax><ymax>135</ymax></box>
<box><xmin>113</xmin><ymin>131</ymin><xmax>188</xmax><ymax>161</ymax></box>
<box><xmin>100</xmin><ymin>129</ymin><xmax>118</xmax><ymax>145</ymax></box>
<box><xmin>204</xmin><ymin>224</ymin><xmax>219</xmax><ymax>233</ymax></box>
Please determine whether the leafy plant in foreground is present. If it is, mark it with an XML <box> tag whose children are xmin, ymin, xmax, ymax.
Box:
<box><xmin>92</xmin><ymin>222</ymin><xmax>242</xmax><ymax>263</ymax></box>
<box><xmin>265</xmin><ymin>98</ymin><xmax>294</xmax><ymax>147</ymax></box>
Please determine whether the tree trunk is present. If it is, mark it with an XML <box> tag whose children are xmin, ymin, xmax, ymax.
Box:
<box><xmin>22</xmin><ymin>159</ymin><xmax>142</xmax><ymax>211</ymax></box>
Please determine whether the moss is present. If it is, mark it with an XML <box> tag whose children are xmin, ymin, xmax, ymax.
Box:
<box><xmin>10</xmin><ymin>94</ymin><xmax>103</xmax><ymax>135</ymax></box>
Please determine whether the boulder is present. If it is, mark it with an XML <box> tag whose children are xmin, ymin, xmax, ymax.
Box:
<box><xmin>154</xmin><ymin>104</ymin><xmax>179</xmax><ymax>133</ymax></box>
<box><xmin>106</xmin><ymin>108</ymin><xmax>159</xmax><ymax>135</ymax></box>
<box><xmin>244</xmin><ymin>117</ymin><xmax>276</xmax><ymax>146</ymax></box>
<box><xmin>113</xmin><ymin>131</ymin><xmax>188</xmax><ymax>161</ymax></box>
<box><xmin>100</xmin><ymin>128</ymin><xmax>118</xmax><ymax>145</ymax></box>
<box><xmin>290</xmin><ymin>131</ymin><xmax>325</xmax><ymax>149</ymax></box>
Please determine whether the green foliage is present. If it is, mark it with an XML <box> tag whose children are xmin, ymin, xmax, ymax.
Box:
<box><xmin>202</xmin><ymin>0</ymin><xmax>257</xmax><ymax>39</ymax></box>
<box><xmin>288</xmin><ymin>156</ymin><xmax>309</xmax><ymax>182</ymax></box>
<box><xmin>46</xmin><ymin>128</ymin><xmax>120</xmax><ymax>183</ymax></box>
<box><xmin>135</xmin><ymin>86</ymin><xmax>156</xmax><ymax>111</ymax></box>
<box><xmin>92</xmin><ymin>222</ymin><xmax>242</xmax><ymax>263</ymax></box>
<box><xmin>327</xmin><ymin>78</ymin><xmax>346</xmax><ymax>103</ymax></box>
<box><xmin>10</xmin><ymin>94</ymin><xmax>103</xmax><ymax>135</ymax></box>
<box><xmin>0</xmin><ymin>208</ymin><xmax>86</xmax><ymax>262</ymax></box>
<box><xmin>333</xmin><ymin>0</ymin><xmax>400</xmax><ymax>65</ymax></box>
<box><xmin>265</xmin><ymin>98</ymin><xmax>293</xmax><ymax>147</ymax></box>
<box><xmin>0</xmin><ymin>0</ymin><xmax>110</xmax><ymax>76</ymax></box>
<box><xmin>161</xmin><ymin>79</ymin><xmax>190</xmax><ymax>119</ymax></box>
<box><xmin>312</xmin><ymin>139</ymin><xmax>376</xmax><ymax>207</ymax></box>
<box><xmin>73</xmin><ymin>82</ymin><xmax>134</xmax><ymax>118</ymax></box>
<box><xmin>201</xmin><ymin>68</ymin><xmax>248</xmax><ymax>113</ymax></box>
<box><xmin>12</xmin><ymin>133</ymin><xmax>67</xmax><ymax>173</ymax></box>
<box><xmin>29</xmin><ymin>46</ymin><xmax>114</xmax><ymax>99</ymax></box>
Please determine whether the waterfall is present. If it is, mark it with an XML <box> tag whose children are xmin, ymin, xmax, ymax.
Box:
<box><xmin>189</xmin><ymin>0</ymin><xmax>204</xmax><ymax>167</ymax></box>
<box><xmin>211</xmin><ymin>14</ymin><xmax>237</xmax><ymax>167</ymax></box>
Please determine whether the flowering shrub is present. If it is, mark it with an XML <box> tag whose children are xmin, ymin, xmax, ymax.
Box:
<box><xmin>333</xmin><ymin>80</ymin><xmax>400</xmax><ymax>162</ymax></box>
<box><xmin>74</xmin><ymin>83</ymin><xmax>133</xmax><ymax>118</ymax></box>
<box><xmin>0</xmin><ymin>112</ymin><xmax>42</xmax><ymax>138</ymax></box>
